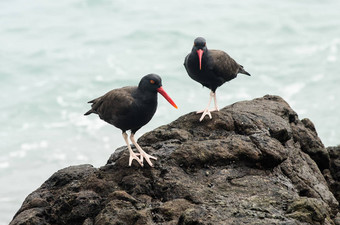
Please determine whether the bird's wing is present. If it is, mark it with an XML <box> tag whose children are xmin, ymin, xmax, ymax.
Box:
<box><xmin>183</xmin><ymin>54</ymin><xmax>189</xmax><ymax>69</ymax></box>
<box><xmin>89</xmin><ymin>86</ymin><xmax>136</xmax><ymax>118</ymax></box>
<box><xmin>209</xmin><ymin>50</ymin><xmax>240</xmax><ymax>80</ymax></box>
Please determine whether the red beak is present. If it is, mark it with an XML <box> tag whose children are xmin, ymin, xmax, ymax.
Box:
<box><xmin>196</xmin><ymin>49</ymin><xmax>204</xmax><ymax>70</ymax></box>
<box><xmin>157</xmin><ymin>86</ymin><xmax>178</xmax><ymax>109</ymax></box>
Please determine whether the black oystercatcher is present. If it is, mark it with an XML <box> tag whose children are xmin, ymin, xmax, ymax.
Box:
<box><xmin>184</xmin><ymin>37</ymin><xmax>251</xmax><ymax>121</ymax></box>
<box><xmin>84</xmin><ymin>74</ymin><xmax>177</xmax><ymax>167</ymax></box>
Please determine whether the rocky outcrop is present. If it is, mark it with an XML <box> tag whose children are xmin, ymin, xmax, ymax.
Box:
<box><xmin>10</xmin><ymin>95</ymin><xmax>340</xmax><ymax>225</ymax></box>
<box><xmin>325</xmin><ymin>146</ymin><xmax>340</xmax><ymax>214</ymax></box>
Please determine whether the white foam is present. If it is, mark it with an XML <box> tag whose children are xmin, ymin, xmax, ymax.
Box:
<box><xmin>9</xmin><ymin>141</ymin><xmax>49</xmax><ymax>159</ymax></box>
<box><xmin>43</xmin><ymin>122</ymin><xmax>68</xmax><ymax>129</ymax></box>
<box><xmin>0</xmin><ymin>162</ymin><xmax>10</xmax><ymax>169</ymax></box>
<box><xmin>20</xmin><ymin>123</ymin><xmax>31</xmax><ymax>130</ymax></box>
<box><xmin>76</xmin><ymin>154</ymin><xmax>88</xmax><ymax>161</ymax></box>
<box><xmin>327</xmin><ymin>55</ymin><xmax>337</xmax><ymax>62</ymax></box>
<box><xmin>294</xmin><ymin>45</ymin><xmax>321</xmax><ymax>55</ymax></box>
<box><xmin>67</xmin><ymin>112</ymin><xmax>106</xmax><ymax>131</ymax></box>
<box><xmin>311</xmin><ymin>74</ymin><xmax>324</xmax><ymax>82</ymax></box>
<box><xmin>328</xmin><ymin>95</ymin><xmax>335</xmax><ymax>101</ymax></box>
<box><xmin>95</xmin><ymin>75</ymin><xmax>104</xmax><ymax>81</ymax></box>
<box><xmin>9</xmin><ymin>150</ymin><xmax>26</xmax><ymax>158</ymax></box>
<box><xmin>51</xmin><ymin>152</ymin><xmax>66</xmax><ymax>161</ymax></box>
<box><xmin>102</xmin><ymin>136</ymin><xmax>110</xmax><ymax>142</ymax></box>
<box><xmin>56</xmin><ymin>96</ymin><xmax>68</xmax><ymax>106</ymax></box>
<box><xmin>280</xmin><ymin>82</ymin><xmax>305</xmax><ymax>100</ymax></box>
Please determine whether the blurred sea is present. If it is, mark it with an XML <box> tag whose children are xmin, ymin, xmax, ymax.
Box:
<box><xmin>1</xmin><ymin>0</ymin><xmax>340</xmax><ymax>223</ymax></box>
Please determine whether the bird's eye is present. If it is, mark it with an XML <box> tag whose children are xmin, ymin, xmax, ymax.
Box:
<box><xmin>150</xmin><ymin>80</ymin><xmax>155</xmax><ymax>84</ymax></box>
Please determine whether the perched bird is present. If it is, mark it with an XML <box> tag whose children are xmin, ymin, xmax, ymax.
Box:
<box><xmin>184</xmin><ymin>37</ymin><xmax>250</xmax><ymax>121</ymax></box>
<box><xmin>84</xmin><ymin>74</ymin><xmax>178</xmax><ymax>167</ymax></box>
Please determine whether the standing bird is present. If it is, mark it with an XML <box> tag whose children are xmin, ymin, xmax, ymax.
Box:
<box><xmin>184</xmin><ymin>37</ymin><xmax>250</xmax><ymax>121</ymax></box>
<box><xmin>84</xmin><ymin>74</ymin><xmax>178</xmax><ymax>167</ymax></box>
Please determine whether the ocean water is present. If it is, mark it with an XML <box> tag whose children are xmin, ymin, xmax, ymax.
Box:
<box><xmin>1</xmin><ymin>0</ymin><xmax>340</xmax><ymax>223</ymax></box>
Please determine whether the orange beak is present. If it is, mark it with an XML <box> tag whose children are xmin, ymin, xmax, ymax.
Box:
<box><xmin>196</xmin><ymin>49</ymin><xmax>204</xmax><ymax>70</ymax></box>
<box><xmin>157</xmin><ymin>86</ymin><xmax>178</xmax><ymax>109</ymax></box>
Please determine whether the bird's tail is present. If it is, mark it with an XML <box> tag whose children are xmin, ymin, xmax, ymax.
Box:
<box><xmin>239</xmin><ymin>65</ymin><xmax>251</xmax><ymax>76</ymax></box>
<box><xmin>84</xmin><ymin>109</ymin><xmax>95</xmax><ymax>116</ymax></box>
<box><xmin>84</xmin><ymin>99</ymin><xmax>97</xmax><ymax>116</ymax></box>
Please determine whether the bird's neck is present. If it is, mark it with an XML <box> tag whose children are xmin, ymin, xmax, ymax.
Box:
<box><xmin>135</xmin><ymin>89</ymin><xmax>157</xmax><ymax>104</ymax></box>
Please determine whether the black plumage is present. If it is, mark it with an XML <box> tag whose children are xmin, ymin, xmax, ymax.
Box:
<box><xmin>85</xmin><ymin>74</ymin><xmax>177</xmax><ymax>167</ymax></box>
<box><xmin>184</xmin><ymin>37</ymin><xmax>250</xmax><ymax>121</ymax></box>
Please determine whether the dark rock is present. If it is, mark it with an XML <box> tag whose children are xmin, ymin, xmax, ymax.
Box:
<box><xmin>286</xmin><ymin>197</ymin><xmax>332</xmax><ymax>224</ymax></box>
<box><xmin>10</xmin><ymin>95</ymin><xmax>339</xmax><ymax>225</ymax></box>
<box><xmin>291</xmin><ymin>118</ymin><xmax>330</xmax><ymax>171</ymax></box>
<box><xmin>326</xmin><ymin>146</ymin><xmax>340</xmax><ymax>205</ymax></box>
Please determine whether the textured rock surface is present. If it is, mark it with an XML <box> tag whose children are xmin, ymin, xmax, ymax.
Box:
<box><xmin>325</xmin><ymin>146</ymin><xmax>340</xmax><ymax>211</ymax></box>
<box><xmin>10</xmin><ymin>95</ymin><xmax>340</xmax><ymax>225</ymax></box>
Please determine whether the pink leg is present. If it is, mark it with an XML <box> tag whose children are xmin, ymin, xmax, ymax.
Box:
<box><xmin>130</xmin><ymin>133</ymin><xmax>157</xmax><ymax>167</ymax></box>
<box><xmin>196</xmin><ymin>91</ymin><xmax>219</xmax><ymax>121</ymax></box>
<box><xmin>212</xmin><ymin>91</ymin><xmax>219</xmax><ymax>112</ymax></box>
<box><xmin>122</xmin><ymin>132</ymin><xmax>143</xmax><ymax>167</ymax></box>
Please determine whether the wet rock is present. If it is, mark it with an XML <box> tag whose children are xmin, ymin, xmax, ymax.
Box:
<box><xmin>291</xmin><ymin>118</ymin><xmax>330</xmax><ymax>170</ymax></box>
<box><xmin>326</xmin><ymin>146</ymin><xmax>340</xmax><ymax>205</ymax></box>
<box><xmin>10</xmin><ymin>95</ymin><xmax>339</xmax><ymax>225</ymax></box>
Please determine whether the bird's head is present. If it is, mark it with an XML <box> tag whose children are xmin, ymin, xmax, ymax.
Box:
<box><xmin>139</xmin><ymin>74</ymin><xmax>178</xmax><ymax>109</ymax></box>
<box><xmin>192</xmin><ymin>37</ymin><xmax>207</xmax><ymax>70</ymax></box>
<box><xmin>139</xmin><ymin>74</ymin><xmax>162</xmax><ymax>92</ymax></box>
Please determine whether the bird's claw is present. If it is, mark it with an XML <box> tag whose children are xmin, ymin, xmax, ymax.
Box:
<box><xmin>197</xmin><ymin>107</ymin><xmax>219</xmax><ymax>121</ymax></box>
<box><xmin>139</xmin><ymin>151</ymin><xmax>157</xmax><ymax>167</ymax></box>
<box><xmin>198</xmin><ymin>109</ymin><xmax>212</xmax><ymax>121</ymax></box>
<box><xmin>128</xmin><ymin>152</ymin><xmax>143</xmax><ymax>167</ymax></box>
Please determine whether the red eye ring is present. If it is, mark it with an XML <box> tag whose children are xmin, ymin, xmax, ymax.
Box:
<box><xmin>150</xmin><ymin>80</ymin><xmax>155</xmax><ymax>84</ymax></box>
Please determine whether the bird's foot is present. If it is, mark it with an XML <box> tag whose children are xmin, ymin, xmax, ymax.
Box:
<box><xmin>197</xmin><ymin>108</ymin><xmax>212</xmax><ymax>121</ymax></box>
<box><xmin>128</xmin><ymin>152</ymin><xmax>143</xmax><ymax>167</ymax></box>
<box><xmin>129</xmin><ymin>134</ymin><xmax>157</xmax><ymax>167</ymax></box>
<box><xmin>139</xmin><ymin>150</ymin><xmax>157</xmax><ymax>167</ymax></box>
<box><xmin>196</xmin><ymin>107</ymin><xmax>219</xmax><ymax>121</ymax></box>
